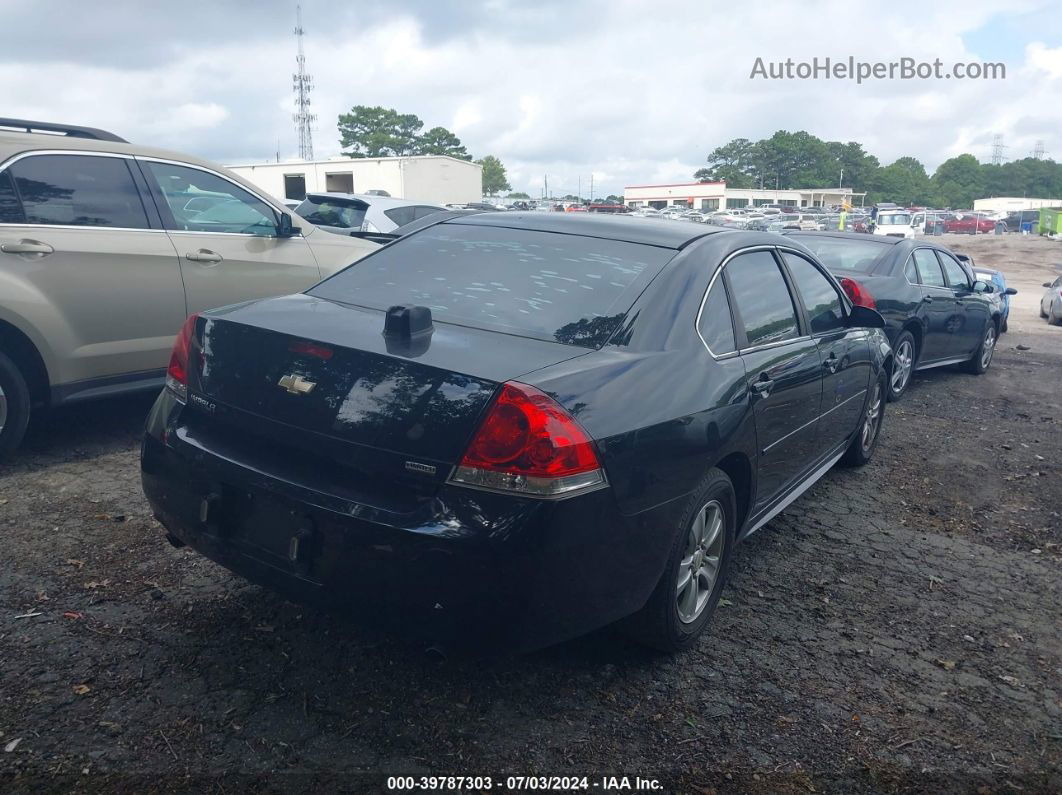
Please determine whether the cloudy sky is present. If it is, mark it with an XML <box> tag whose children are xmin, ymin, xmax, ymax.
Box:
<box><xmin>2</xmin><ymin>0</ymin><xmax>1061</xmax><ymax>197</ymax></box>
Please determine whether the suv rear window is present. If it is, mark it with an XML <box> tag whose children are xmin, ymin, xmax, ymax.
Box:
<box><xmin>295</xmin><ymin>195</ymin><xmax>367</xmax><ymax>230</ymax></box>
<box><xmin>790</xmin><ymin>235</ymin><xmax>891</xmax><ymax>273</ymax></box>
<box><xmin>310</xmin><ymin>223</ymin><xmax>674</xmax><ymax>347</ymax></box>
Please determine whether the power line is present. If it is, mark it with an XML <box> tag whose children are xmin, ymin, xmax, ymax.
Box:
<box><xmin>292</xmin><ymin>4</ymin><xmax>316</xmax><ymax>161</ymax></box>
<box><xmin>991</xmin><ymin>134</ymin><xmax>1006</xmax><ymax>165</ymax></box>
<box><xmin>1033</xmin><ymin>140</ymin><xmax>1047</xmax><ymax>160</ymax></box>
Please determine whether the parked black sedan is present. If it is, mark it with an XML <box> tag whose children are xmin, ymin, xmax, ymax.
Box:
<box><xmin>784</xmin><ymin>232</ymin><xmax>1003</xmax><ymax>401</ymax></box>
<box><xmin>142</xmin><ymin>214</ymin><xmax>892</xmax><ymax>653</ymax></box>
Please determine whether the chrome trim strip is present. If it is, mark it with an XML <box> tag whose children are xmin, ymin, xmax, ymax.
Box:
<box><xmin>818</xmin><ymin>387</ymin><xmax>867</xmax><ymax>419</ymax></box>
<box><xmin>0</xmin><ymin>149</ymin><xmax>135</xmax><ymax>172</ymax></box>
<box><xmin>744</xmin><ymin>447</ymin><xmax>846</xmax><ymax>537</ymax></box>
<box><xmin>760</xmin><ymin>387</ymin><xmax>866</xmax><ymax>454</ymax></box>
<box><xmin>915</xmin><ymin>355</ymin><xmax>968</xmax><ymax>371</ymax></box>
<box><xmin>0</xmin><ymin>223</ymin><xmax>166</xmax><ymax>233</ymax></box>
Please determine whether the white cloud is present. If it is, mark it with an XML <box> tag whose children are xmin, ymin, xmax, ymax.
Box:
<box><xmin>1</xmin><ymin>0</ymin><xmax>1060</xmax><ymax>195</ymax></box>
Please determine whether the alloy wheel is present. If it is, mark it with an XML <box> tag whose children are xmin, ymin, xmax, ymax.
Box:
<box><xmin>676</xmin><ymin>500</ymin><xmax>724</xmax><ymax>624</ymax></box>
<box><xmin>861</xmin><ymin>380</ymin><xmax>883</xmax><ymax>453</ymax></box>
<box><xmin>891</xmin><ymin>340</ymin><xmax>913</xmax><ymax>394</ymax></box>
<box><xmin>981</xmin><ymin>327</ymin><xmax>996</xmax><ymax>369</ymax></box>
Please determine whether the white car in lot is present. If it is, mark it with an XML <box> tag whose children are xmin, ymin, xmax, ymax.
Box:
<box><xmin>294</xmin><ymin>192</ymin><xmax>446</xmax><ymax>234</ymax></box>
<box><xmin>1041</xmin><ymin>276</ymin><xmax>1062</xmax><ymax>325</ymax></box>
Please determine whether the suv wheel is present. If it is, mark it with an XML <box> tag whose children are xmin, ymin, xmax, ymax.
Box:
<box><xmin>0</xmin><ymin>351</ymin><xmax>32</xmax><ymax>458</ymax></box>
<box><xmin>622</xmin><ymin>468</ymin><xmax>736</xmax><ymax>653</ymax></box>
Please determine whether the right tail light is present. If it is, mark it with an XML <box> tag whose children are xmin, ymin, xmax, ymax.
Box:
<box><xmin>165</xmin><ymin>313</ymin><xmax>200</xmax><ymax>402</ymax></box>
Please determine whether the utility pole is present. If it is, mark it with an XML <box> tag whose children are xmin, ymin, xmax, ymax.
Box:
<box><xmin>578</xmin><ymin>176</ymin><xmax>581</xmax><ymax>203</ymax></box>
<box><xmin>544</xmin><ymin>174</ymin><xmax>548</xmax><ymax>200</ymax></box>
<box><xmin>293</xmin><ymin>4</ymin><xmax>316</xmax><ymax>161</ymax></box>
<box><xmin>838</xmin><ymin>168</ymin><xmax>843</xmax><ymax>189</ymax></box>
<box><xmin>589</xmin><ymin>173</ymin><xmax>594</xmax><ymax>203</ymax></box>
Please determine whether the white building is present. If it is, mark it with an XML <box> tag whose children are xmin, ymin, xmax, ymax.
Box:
<box><xmin>226</xmin><ymin>155</ymin><xmax>483</xmax><ymax>205</ymax></box>
<box><xmin>973</xmin><ymin>196</ymin><xmax>1062</xmax><ymax>213</ymax></box>
<box><xmin>624</xmin><ymin>181</ymin><xmax>865</xmax><ymax>211</ymax></box>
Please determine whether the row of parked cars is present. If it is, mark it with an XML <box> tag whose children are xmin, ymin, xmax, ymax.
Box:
<box><xmin>0</xmin><ymin>119</ymin><xmax>1019</xmax><ymax>655</ymax></box>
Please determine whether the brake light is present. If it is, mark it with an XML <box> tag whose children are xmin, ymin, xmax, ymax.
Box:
<box><xmin>289</xmin><ymin>340</ymin><xmax>333</xmax><ymax>360</ymax></box>
<box><xmin>165</xmin><ymin>313</ymin><xmax>200</xmax><ymax>401</ymax></box>
<box><xmin>449</xmin><ymin>382</ymin><xmax>605</xmax><ymax>498</ymax></box>
<box><xmin>840</xmin><ymin>277</ymin><xmax>876</xmax><ymax>309</ymax></box>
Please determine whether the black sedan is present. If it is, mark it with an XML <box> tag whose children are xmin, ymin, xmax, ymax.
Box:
<box><xmin>784</xmin><ymin>232</ymin><xmax>1004</xmax><ymax>401</ymax></box>
<box><xmin>142</xmin><ymin>214</ymin><xmax>892</xmax><ymax>653</ymax></box>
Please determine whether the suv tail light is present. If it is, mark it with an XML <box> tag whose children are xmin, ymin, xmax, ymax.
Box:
<box><xmin>840</xmin><ymin>277</ymin><xmax>876</xmax><ymax>309</ymax></box>
<box><xmin>449</xmin><ymin>382</ymin><xmax>606</xmax><ymax>498</ymax></box>
<box><xmin>165</xmin><ymin>313</ymin><xmax>200</xmax><ymax>402</ymax></box>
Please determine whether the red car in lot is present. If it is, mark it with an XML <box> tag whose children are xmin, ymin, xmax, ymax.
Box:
<box><xmin>944</xmin><ymin>215</ymin><xmax>996</xmax><ymax>234</ymax></box>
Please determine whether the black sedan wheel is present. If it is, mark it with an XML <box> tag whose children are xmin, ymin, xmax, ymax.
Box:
<box><xmin>963</xmin><ymin>322</ymin><xmax>996</xmax><ymax>374</ymax></box>
<box><xmin>623</xmin><ymin>469</ymin><xmax>735</xmax><ymax>652</ymax></box>
<box><xmin>840</xmin><ymin>371</ymin><xmax>886</xmax><ymax>467</ymax></box>
<box><xmin>888</xmin><ymin>331</ymin><xmax>916</xmax><ymax>401</ymax></box>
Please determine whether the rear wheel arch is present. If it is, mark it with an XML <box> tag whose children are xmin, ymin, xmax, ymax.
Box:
<box><xmin>713</xmin><ymin>452</ymin><xmax>752</xmax><ymax>533</ymax></box>
<box><xmin>0</xmin><ymin>320</ymin><xmax>50</xmax><ymax>406</ymax></box>
<box><xmin>903</xmin><ymin>320</ymin><xmax>923</xmax><ymax>360</ymax></box>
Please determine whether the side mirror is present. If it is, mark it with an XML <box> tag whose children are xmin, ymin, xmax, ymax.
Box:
<box><xmin>1005</xmin><ymin>287</ymin><xmax>1017</xmax><ymax>296</ymax></box>
<box><xmin>1044</xmin><ymin>282</ymin><xmax>1053</xmax><ymax>288</ymax></box>
<box><xmin>277</xmin><ymin>212</ymin><xmax>301</xmax><ymax>238</ymax></box>
<box><xmin>846</xmin><ymin>305</ymin><xmax>886</xmax><ymax>329</ymax></box>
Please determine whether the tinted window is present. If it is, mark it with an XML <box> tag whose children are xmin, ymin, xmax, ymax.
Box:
<box><xmin>295</xmin><ymin>196</ymin><xmax>367</xmax><ymax>230</ymax></box>
<box><xmin>725</xmin><ymin>250</ymin><xmax>800</xmax><ymax>347</ymax></box>
<box><xmin>790</xmin><ymin>235</ymin><xmax>891</xmax><ymax>273</ymax></box>
<box><xmin>10</xmin><ymin>155</ymin><xmax>148</xmax><ymax>229</ymax></box>
<box><xmin>145</xmin><ymin>162</ymin><xmax>277</xmax><ymax>236</ymax></box>
<box><xmin>698</xmin><ymin>276</ymin><xmax>736</xmax><ymax>355</ymax></box>
<box><xmin>913</xmin><ymin>249</ymin><xmax>945</xmax><ymax>287</ymax></box>
<box><xmin>310</xmin><ymin>223</ymin><xmax>674</xmax><ymax>347</ymax></box>
<box><xmin>783</xmin><ymin>252</ymin><xmax>844</xmax><ymax>334</ymax></box>
<box><xmin>412</xmin><ymin>205</ymin><xmax>445</xmax><ymax>221</ymax></box>
<box><xmin>384</xmin><ymin>206</ymin><xmax>416</xmax><ymax>227</ymax></box>
<box><xmin>904</xmin><ymin>257</ymin><xmax>918</xmax><ymax>284</ymax></box>
<box><xmin>937</xmin><ymin>252</ymin><xmax>970</xmax><ymax>288</ymax></box>
<box><xmin>0</xmin><ymin>170</ymin><xmax>24</xmax><ymax>223</ymax></box>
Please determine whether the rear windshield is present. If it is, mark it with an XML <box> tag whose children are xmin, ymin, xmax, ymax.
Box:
<box><xmin>309</xmin><ymin>223</ymin><xmax>674</xmax><ymax>347</ymax></box>
<box><xmin>790</xmin><ymin>235</ymin><xmax>892</xmax><ymax>273</ymax></box>
<box><xmin>295</xmin><ymin>196</ymin><xmax>367</xmax><ymax>230</ymax></box>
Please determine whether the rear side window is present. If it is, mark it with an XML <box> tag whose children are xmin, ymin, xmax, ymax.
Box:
<box><xmin>0</xmin><ymin>170</ymin><xmax>25</xmax><ymax>223</ymax></box>
<box><xmin>913</xmin><ymin>249</ymin><xmax>945</xmax><ymax>287</ymax></box>
<box><xmin>725</xmin><ymin>250</ymin><xmax>800</xmax><ymax>348</ymax></box>
<box><xmin>937</xmin><ymin>252</ymin><xmax>970</xmax><ymax>288</ymax></box>
<box><xmin>384</xmin><ymin>206</ymin><xmax>416</xmax><ymax>227</ymax></box>
<box><xmin>9</xmin><ymin>154</ymin><xmax>149</xmax><ymax>229</ymax></box>
<box><xmin>904</xmin><ymin>257</ymin><xmax>918</xmax><ymax>284</ymax></box>
<box><xmin>782</xmin><ymin>252</ymin><xmax>844</xmax><ymax>334</ymax></box>
<box><xmin>792</xmin><ymin>235</ymin><xmax>890</xmax><ymax>273</ymax></box>
<box><xmin>697</xmin><ymin>276</ymin><xmax>736</xmax><ymax>355</ymax></box>
<box><xmin>311</xmin><ymin>224</ymin><xmax>674</xmax><ymax>347</ymax></box>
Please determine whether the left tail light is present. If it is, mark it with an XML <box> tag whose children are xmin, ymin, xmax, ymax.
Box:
<box><xmin>840</xmin><ymin>277</ymin><xmax>876</xmax><ymax>309</ymax></box>
<box><xmin>449</xmin><ymin>381</ymin><xmax>606</xmax><ymax>498</ymax></box>
<box><xmin>165</xmin><ymin>313</ymin><xmax>200</xmax><ymax>402</ymax></box>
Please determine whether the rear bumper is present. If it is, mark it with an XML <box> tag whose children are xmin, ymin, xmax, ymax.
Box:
<box><xmin>140</xmin><ymin>391</ymin><xmax>683</xmax><ymax>652</ymax></box>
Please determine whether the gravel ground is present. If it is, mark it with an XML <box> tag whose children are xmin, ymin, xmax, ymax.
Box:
<box><xmin>1</xmin><ymin>234</ymin><xmax>1060</xmax><ymax>794</ymax></box>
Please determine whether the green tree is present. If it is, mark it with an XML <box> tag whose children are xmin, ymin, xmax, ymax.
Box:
<box><xmin>695</xmin><ymin>138</ymin><xmax>757</xmax><ymax>187</ymax></box>
<box><xmin>931</xmin><ymin>154</ymin><xmax>985</xmax><ymax>208</ymax></box>
<box><xmin>338</xmin><ymin>106</ymin><xmax>423</xmax><ymax>157</ymax></box>
<box><xmin>867</xmin><ymin>157</ymin><xmax>936</xmax><ymax>205</ymax></box>
<box><xmin>826</xmin><ymin>141</ymin><xmax>880</xmax><ymax>191</ymax></box>
<box><xmin>507</xmin><ymin>191</ymin><xmax>531</xmax><ymax>199</ymax></box>
<box><xmin>417</xmin><ymin>126</ymin><xmax>471</xmax><ymax>160</ymax></box>
<box><xmin>606</xmin><ymin>194</ymin><xmax>623</xmax><ymax>203</ymax></box>
<box><xmin>476</xmin><ymin>155</ymin><xmax>511</xmax><ymax>196</ymax></box>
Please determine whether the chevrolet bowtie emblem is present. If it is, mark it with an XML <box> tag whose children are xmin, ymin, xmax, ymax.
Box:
<box><xmin>278</xmin><ymin>374</ymin><xmax>316</xmax><ymax>395</ymax></box>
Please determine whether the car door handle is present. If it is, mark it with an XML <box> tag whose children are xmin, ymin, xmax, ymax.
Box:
<box><xmin>1</xmin><ymin>239</ymin><xmax>54</xmax><ymax>255</ymax></box>
<box><xmin>185</xmin><ymin>249</ymin><xmax>223</xmax><ymax>264</ymax></box>
<box><xmin>751</xmin><ymin>375</ymin><xmax>775</xmax><ymax>399</ymax></box>
<box><xmin>823</xmin><ymin>354</ymin><xmax>839</xmax><ymax>374</ymax></box>
<box><xmin>922</xmin><ymin>295</ymin><xmax>934</xmax><ymax>303</ymax></box>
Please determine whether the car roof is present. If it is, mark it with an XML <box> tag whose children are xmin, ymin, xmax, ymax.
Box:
<box><xmin>785</xmin><ymin>230</ymin><xmax>906</xmax><ymax>246</ymax></box>
<box><xmin>304</xmin><ymin>191</ymin><xmax>444</xmax><ymax>209</ymax></box>
<box><xmin>440</xmin><ymin>211</ymin><xmax>728</xmax><ymax>249</ymax></box>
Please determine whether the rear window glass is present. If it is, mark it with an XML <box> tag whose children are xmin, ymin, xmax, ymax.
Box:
<box><xmin>295</xmin><ymin>196</ymin><xmax>367</xmax><ymax>230</ymax></box>
<box><xmin>789</xmin><ymin>235</ymin><xmax>891</xmax><ymax>273</ymax></box>
<box><xmin>310</xmin><ymin>224</ymin><xmax>674</xmax><ymax>347</ymax></box>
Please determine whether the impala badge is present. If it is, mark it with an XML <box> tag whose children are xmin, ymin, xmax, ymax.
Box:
<box><xmin>278</xmin><ymin>373</ymin><xmax>316</xmax><ymax>395</ymax></box>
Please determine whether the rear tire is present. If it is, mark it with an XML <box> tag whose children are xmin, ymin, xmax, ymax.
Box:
<box><xmin>1000</xmin><ymin>316</ymin><xmax>1008</xmax><ymax>334</ymax></box>
<box><xmin>840</xmin><ymin>370</ymin><xmax>886</xmax><ymax>467</ymax></box>
<box><xmin>622</xmin><ymin>468</ymin><xmax>736</xmax><ymax>653</ymax></box>
<box><xmin>1041</xmin><ymin>305</ymin><xmax>1049</xmax><ymax>319</ymax></box>
<box><xmin>963</xmin><ymin>321</ymin><xmax>997</xmax><ymax>374</ymax></box>
<box><xmin>0</xmin><ymin>351</ymin><xmax>32</xmax><ymax>459</ymax></box>
<box><xmin>887</xmin><ymin>331</ymin><xmax>916</xmax><ymax>402</ymax></box>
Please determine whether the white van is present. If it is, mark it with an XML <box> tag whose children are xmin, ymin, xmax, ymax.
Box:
<box><xmin>872</xmin><ymin>210</ymin><xmax>915</xmax><ymax>238</ymax></box>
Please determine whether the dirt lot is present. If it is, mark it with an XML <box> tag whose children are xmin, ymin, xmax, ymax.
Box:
<box><xmin>1</xmin><ymin>234</ymin><xmax>1060</xmax><ymax>794</ymax></box>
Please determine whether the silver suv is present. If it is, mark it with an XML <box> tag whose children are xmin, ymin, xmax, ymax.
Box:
<box><xmin>0</xmin><ymin>119</ymin><xmax>379</xmax><ymax>456</ymax></box>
